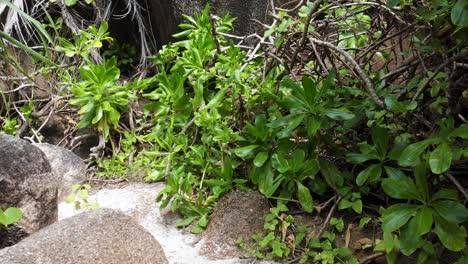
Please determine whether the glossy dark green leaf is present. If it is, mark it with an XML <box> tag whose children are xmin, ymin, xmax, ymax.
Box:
<box><xmin>434</xmin><ymin>217</ymin><xmax>466</xmax><ymax>252</ymax></box>
<box><xmin>371</xmin><ymin>126</ymin><xmax>388</xmax><ymax>158</ymax></box>
<box><xmin>384</xmin><ymin>166</ymin><xmax>406</xmax><ymax>181</ymax></box>
<box><xmin>254</xmin><ymin>151</ymin><xmax>269</xmax><ymax>167</ymax></box>
<box><xmin>450</xmin><ymin>124</ymin><xmax>468</xmax><ymax>139</ymax></box>
<box><xmin>290</xmin><ymin>149</ymin><xmax>305</xmax><ymax>173</ymax></box>
<box><xmin>356</xmin><ymin>164</ymin><xmax>382</xmax><ymax>186</ymax></box>
<box><xmin>307</xmin><ymin>118</ymin><xmax>321</xmax><ymax>136</ymax></box>
<box><xmin>400</xmin><ymin>225</ymin><xmax>424</xmax><ymax>256</ymax></box>
<box><xmin>381</xmin><ymin>204</ymin><xmax>418</xmax><ymax>233</ymax></box>
<box><xmin>296</xmin><ymin>181</ymin><xmax>314</xmax><ymax>213</ymax></box>
<box><xmin>233</xmin><ymin>145</ymin><xmax>259</xmax><ymax>159</ymax></box>
<box><xmin>408</xmin><ymin>206</ymin><xmax>433</xmax><ymax>236</ymax></box>
<box><xmin>271</xmin><ymin>153</ymin><xmax>289</xmax><ymax>173</ymax></box>
<box><xmin>398</xmin><ymin>139</ymin><xmax>439</xmax><ymax>167</ymax></box>
<box><xmin>430</xmin><ymin>188</ymin><xmax>459</xmax><ymax>202</ymax></box>
<box><xmin>386</xmin><ymin>0</ymin><xmax>400</xmax><ymax>8</ymax></box>
<box><xmin>451</xmin><ymin>0</ymin><xmax>468</xmax><ymax>26</ymax></box>
<box><xmin>432</xmin><ymin>200</ymin><xmax>468</xmax><ymax>224</ymax></box>
<box><xmin>351</xmin><ymin>199</ymin><xmax>363</xmax><ymax>214</ymax></box>
<box><xmin>346</xmin><ymin>153</ymin><xmax>378</xmax><ymax>164</ymax></box>
<box><xmin>302</xmin><ymin>76</ymin><xmax>317</xmax><ymax>105</ymax></box>
<box><xmin>258</xmin><ymin>165</ymin><xmax>282</xmax><ymax>197</ymax></box>
<box><xmin>382</xmin><ymin>176</ymin><xmax>420</xmax><ymax>200</ymax></box>
<box><xmin>414</xmin><ymin>162</ymin><xmax>429</xmax><ymax>202</ymax></box>
<box><xmin>429</xmin><ymin>143</ymin><xmax>452</xmax><ymax>174</ymax></box>
<box><xmin>277</xmin><ymin>114</ymin><xmax>305</xmax><ymax>139</ymax></box>
<box><xmin>319</xmin><ymin>159</ymin><xmax>343</xmax><ymax>189</ymax></box>
<box><xmin>283</xmin><ymin>78</ymin><xmax>307</xmax><ymax>104</ymax></box>
<box><xmin>323</xmin><ymin>108</ymin><xmax>355</xmax><ymax>120</ymax></box>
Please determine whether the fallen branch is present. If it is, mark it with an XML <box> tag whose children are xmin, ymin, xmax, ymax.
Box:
<box><xmin>309</xmin><ymin>36</ymin><xmax>386</xmax><ymax>108</ymax></box>
<box><xmin>359</xmin><ymin>252</ymin><xmax>385</xmax><ymax>264</ymax></box>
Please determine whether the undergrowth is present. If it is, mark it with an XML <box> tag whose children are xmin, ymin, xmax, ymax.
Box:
<box><xmin>1</xmin><ymin>1</ymin><xmax>467</xmax><ymax>263</ymax></box>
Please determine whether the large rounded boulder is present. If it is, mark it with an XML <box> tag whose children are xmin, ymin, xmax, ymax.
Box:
<box><xmin>0</xmin><ymin>208</ymin><xmax>169</xmax><ymax>264</ymax></box>
<box><xmin>198</xmin><ymin>190</ymin><xmax>270</xmax><ymax>259</ymax></box>
<box><xmin>34</xmin><ymin>143</ymin><xmax>87</xmax><ymax>201</ymax></box>
<box><xmin>0</xmin><ymin>134</ymin><xmax>58</xmax><ymax>233</ymax></box>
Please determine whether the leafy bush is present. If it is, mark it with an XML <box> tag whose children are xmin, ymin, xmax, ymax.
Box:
<box><xmin>69</xmin><ymin>57</ymin><xmax>136</xmax><ymax>139</ymax></box>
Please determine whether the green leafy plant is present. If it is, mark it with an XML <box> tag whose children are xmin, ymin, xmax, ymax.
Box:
<box><xmin>0</xmin><ymin>207</ymin><xmax>22</xmax><ymax>227</ymax></box>
<box><xmin>380</xmin><ymin>163</ymin><xmax>468</xmax><ymax>258</ymax></box>
<box><xmin>65</xmin><ymin>184</ymin><xmax>99</xmax><ymax>210</ymax></box>
<box><xmin>250</xmin><ymin>204</ymin><xmax>294</xmax><ymax>259</ymax></box>
<box><xmin>307</xmin><ymin>231</ymin><xmax>357</xmax><ymax>264</ymax></box>
<box><xmin>69</xmin><ymin>57</ymin><xmax>136</xmax><ymax>139</ymax></box>
<box><xmin>398</xmin><ymin>119</ymin><xmax>467</xmax><ymax>174</ymax></box>
<box><xmin>346</xmin><ymin>126</ymin><xmax>404</xmax><ymax>186</ymax></box>
<box><xmin>57</xmin><ymin>21</ymin><xmax>111</xmax><ymax>60</ymax></box>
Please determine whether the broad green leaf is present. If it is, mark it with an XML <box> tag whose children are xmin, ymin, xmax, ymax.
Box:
<box><xmin>351</xmin><ymin>199</ymin><xmax>363</xmax><ymax>214</ymax></box>
<box><xmin>356</xmin><ymin>164</ymin><xmax>382</xmax><ymax>186</ymax></box>
<box><xmin>191</xmin><ymin>225</ymin><xmax>204</xmax><ymax>234</ymax></box>
<box><xmin>359</xmin><ymin>217</ymin><xmax>372</xmax><ymax>229</ymax></box>
<box><xmin>386</xmin><ymin>0</ymin><xmax>401</xmax><ymax>8</ymax></box>
<box><xmin>198</xmin><ymin>215</ymin><xmax>209</xmax><ymax>228</ymax></box>
<box><xmin>0</xmin><ymin>207</ymin><xmax>22</xmax><ymax>226</ymax></box>
<box><xmin>430</xmin><ymin>188</ymin><xmax>459</xmax><ymax>202</ymax></box>
<box><xmin>374</xmin><ymin>231</ymin><xmax>397</xmax><ymax>253</ymax></box>
<box><xmin>296</xmin><ymin>181</ymin><xmax>314</xmax><ymax>213</ymax></box>
<box><xmin>381</xmin><ymin>204</ymin><xmax>418</xmax><ymax>233</ymax></box>
<box><xmin>258</xmin><ymin>165</ymin><xmax>282</xmax><ymax>197</ymax></box>
<box><xmin>271</xmin><ymin>240</ymin><xmax>285</xmax><ymax>257</ymax></box>
<box><xmin>277</xmin><ymin>114</ymin><xmax>305</xmax><ymax>139</ymax></box>
<box><xmin>414</xmin><ymin>163</ymin><xmax>429</xmax><ymax>202</ymax></box>
<box><xmin>346</xmin><ymin>153</ymin><xmax>379</xmax><ymax>164</ymax></box>
<box><xmin>382</xmin><ymin>177</ymin><xmax>420</xmax><ymax>200</ymax></box>
<box><xmin>78</xmin><ymin>189</ymin><xmax>89</xmax><ymax>199</ymax></box>
<box><xmin>384</xmin><ymin>166</ymin><xmax>406</xmax><ymax>181</ymax></box>
<box><xmin>282</xmin><ymin>78</ymin><xmax>306</xmax><ymax>104</ymax></box>
<box><xmin>451</xmin><ymin>0</ymin><xmax>468</xmax><ymax>26</ymax></box>
<box><xmin>205</xmin><ymin>87</ymin><xmax>228</xmax><ymax>109</ymax></box>
<box><xmin>408</xmin><ymin>206</ymin><xmax>433</xmax><ymax>236</ymax></box>
<box><xmin>290</xmin><ymin>149</ymin><xmax>305</xmax><ymax>173</ymax></box>
<box><xmin>271</xmin><ymin>153</ymin><xmax>289</xmax><ymax>173</ymax></box>
<box><xmin>319</xmin><ymin>159</ymin><xmax>343</xmax><ymax>189</ymax></box>
<box><xmin>65</xmin><ymin>193</ymin><xmax>76</xmax><ymax>203</ymax></box>
<box><xmin>302</xmin><ymin>76</ymin><xmax>317</xmax><ymax>105</ymax></box>
<box><xmin>434</xmin><ymin>217</ymin><xmax>466</xmax><ymax>251</ymax></box>
<box><xmin>338</xmin><ymin>199</ymin><xmax>352</xmax><ymax>210</ymax></box>
<box><xmin>450</xmin><ymin>124</ymin><xmax>468</xmax><ymax>139</ymax></box>
<box><xmin>233</xmin><ymin>145</ymin><xmax>259</xmax><ymax>159</ymax></box>
<box><xmin>323</xmin><ymin>108</ymin><xmax>355</xmax><ymax>120</ymax></box>
<box><xmin>432</xmin><ymin>200</ymin><xmax>468</xmax><ymax>223</ymax></box>
<box><xmin>371</xmin><ymin>126</ymin><xmax>388</xmax><ymax>158</ymax></box>
<box><xmin>400</xmin><ymin>225</ymin><xmax>424</xmax><ymax>256</ymax></box>
<box><xmin>398</xmin><ymin>138</ymin><xmax>440</xmax><ymax>167</ymax></box>
<box><xmin>429</xmin><ymin>143</ymin><xmax>452</xmax><ymax>174</ymax></box>
<box><xmin>91</xmin><ymin>105</ymin><xmax>103</xmax><ymax>124</ymax></box>
<box><xmin>260</xmin><ymin>232</ymin><xmax>275</xmax><ymax>249</ymax></box>
<box><xmin>302</xmin><ymin>159</ymin><xmax>320</xmax><ymax>177</ymax></box>
<box><xmin>254</xmin><ymin>151</ymin><xmax>269</xmax><ymax>167</ymax></box>
<box><xmin>176</xmin><ymin>216</ymin><xmax>196</xmax><ymax>227</ymax></box>
<box><xmin>307</xmin><ymin>118</ymin><xmax>322</xmax><ymax>136</ymax></box>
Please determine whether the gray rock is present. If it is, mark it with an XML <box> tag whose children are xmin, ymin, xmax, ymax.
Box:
<box><xmin>198</xmin><ymin>190</ymin><xmax>270</xmax><ymax>259</ymax></box>
<box><xmin>147</xmin><ymin>0</ymin><xmax>272</xmax><ymax>45</ymax></box>
<box><xmin>0</xmin><ymin>134</ymin><xmax>58</xmax><ymax>233</ymax></box>
<box><xmin>34</xmin><ymin>143</ymin><xmax>87</xmax><ymax>201</ymax></box>
<box><xmin>0</xmin><ymin>208</ymin><xmax>169</xmax><ymax>264</ymax></box>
